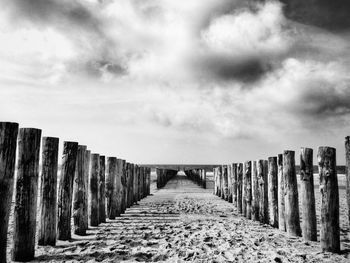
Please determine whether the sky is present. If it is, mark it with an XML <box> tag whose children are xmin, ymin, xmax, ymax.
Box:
<box><xmin>1</xmin><ymin>0</ymin><xmax>350</xmax><ymax>164</ymax></box>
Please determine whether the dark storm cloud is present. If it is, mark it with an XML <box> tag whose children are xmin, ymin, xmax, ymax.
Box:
<box><xmin>279</xmin><ymin>0</ymin><xmax>350</xmax><ymax>31</ymax></box>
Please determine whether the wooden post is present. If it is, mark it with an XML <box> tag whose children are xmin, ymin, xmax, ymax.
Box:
<box><xmin>251</xmin><ymin>160</ymin><xmax>259</xmax><ymax>221</ymax></box>
<box><xmin>143</xmin><ymin>166</ymin><xmax>147</xmax><ymax>198</ymax></box>
<box><xmin>300</xmin><ymin>148</ymin><xmax>317</xmax><ymax>241</ymax></box>
<box><xmin>242</xmin><ymin>163</ymin><xmax>247</xmax><ymax>216</ymax></box>
<box><xmin>83</xmin><ymin>150</ymin><xmax>91</xmax><ymax>230</ymax></box>
<box><xmin>258</xmin><ymin>160</ymin><xmax>268</xmax><ymax>224</ymax></box>
<box><xmin>125</xmin><ymin>162</ymin><xmax>131</xmax><ymax>207</ymax></box>
<box><xmin>344</xmin><ymin>137</ymin><xmax>350</xmax><ymax>233</ymax></box>
<box><xmin>106</xmin><ymin>157</ymin><xmax>117</xmax><ymax>219</ymax></box>
<box><xmin>213</xmin><ymin>168</ymin><xmax>217</xmax><ymax>195</ymax></box>
<box><xmin>116</xmin><ymin>158</ymin><xmax>123</xmax><ymax>216</ymax></box>
<box><xmin>89</xmin><ymin>153</ymin><xmax>100</xmax><ymax>227</ymax></box>
<box><xmin>277</xmin><ymin>154</ymin><xmax>286</xmax><ymax>231</ymax></box>
<box><xmin>0</xmin><ymin>122</ymin><xmax>18</xmax><ymax>263</ymax></box>
<box><xmin>57</xmin><ymin>141</ymin><xmax>78</xmax><ymax>240</ymax></box>
<box><xmin>133</xmin><ymin>164</ymin><xmax>138</xmax><ymax>202</ymax></box>
<box><xmin>137</xmin><ymin>166</ymin><xmax>141</xmax><ymax>201</ymax></box>
<box><xmin>72</xmin><ymin>145</ymin><xmax>87</xmax><ymax>236</ymax></box>
<box><xmin>121</xmin><ymin>160</ymin><xmax>127</xmax><ymax>212</ymax></box>
<box><xmin>130</xmin><ymin>163</ymin><xmax>134</xmax><ymax>205</ymax></box>
<box><xmin>147</xmin><ymin>168</ymin><xmax>151</xmax><ymax>195</ymax></box>
<box><xmin>38</xmin><ymin>137</ymin><xmax>59</xmax><ymax>244</ymax></box>
<box><xmin>237</xmin><ymin>163</ymin><xmax>243</xmax><ymax>213</ymax></box>
<box><xmin>268</xmin><ymin>157</ymin><xmax>278</xmax><ymax>228</ymax></box>
<box><xmin>244</xmin><ymin>161</ymin><xmax>252</xmax><ymax>219</ymax></box>
<box><xmin>222</xmin><ymin>165</ymin><xmax>229</xmax><ymax>200</ymax></box>
<box><xmin>99</xmin><ymin>156</ymin><xmax>106</xmax><ymax>223</ymax></box>
<box><xmin>283</xmin><ymin>150</ymin><xmax>301</xmax><ymax>237</ymax></box>
<box><xmin>232</xmin><ymin>163</ymin><xmax>237</xmax><ymax>207</ymax></box>
<box><xmin>218</xmin><ymin>166</ymin><xmax>222</xmax><ymax>198</ymax></box>
<box><xmin>318</xmin><ymin>147</ymin><xmax>340</xmax><ymax>253</ymax></box>
<box><xmin>12</xmin><ymin>128</ymin><xmax>41</xmax><ymax>261</ymax></box>
<box><xmin>202</xmin><ymin>169</ymin><xmax>206</xmax><ymax>189</ymax></box>
<box><xmin>227</xmin><ymin>165</ymin><xmax>232</xmax><ymax>202</ymax></box>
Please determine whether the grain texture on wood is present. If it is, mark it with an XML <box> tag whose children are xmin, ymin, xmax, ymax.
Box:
<box><xmin>89</xmin><ymin>153</ymin><xmax>100</xmax><ymax>226</ymax></box>
<box><xmin>283</xmin><ymin>150</ymin><xmax>301</xmax><ymax>237</ymax></box>
<box><xmin>38</xmin><ymin>137</ymin><xmax>59</xmax><ymax>245</ymax></box>
<box><xmin>106</xmin><ymin>157</ymin><xmax>117</xmax><ymax>219</ymax></box>
<box><xmin>268</xmin><ymin>157</ymin><xmax>278</xmax><ymax>228</ymax></box>
<box><xmin>57</xmin><ymin>141</ymin><xmax>78</xmax><ymax>240</ymax></box>
<box><xmin>99</xmin><ymin>156</ymin><xmax>106</xmax><ymax>223</ymax></box>
<box><xmin>258</xmin><ymin>160</ymin><xmax>268</xmax><ymax>224</ymax></box>
<box><xmin>237</xmin><ymin>163</ymin><xmax>243</xmax><ymax>214</ymax></box>
<box><xmin>300</xmin><ymin>148</ymin><xmax>317</xmax><ymax>241</ymax></box>
<box><xmin>83</xmin><ymin>150</ymin><xmax>91</xmax><ymax>230</ymax></box>
<box><xmin>318</xmin><ymin>147</ymin><xmax>340</xmax><ymax>253</ymax></box>
<box><xmin>277</xmin><ymin>154</ymin><xmax>286</xmax><ymax>231</ymax></box>
<box><xmin>12</xmin><ymin>128</ymin><xmax>41</xmax><ymax>261</ymax></box>
<box><xmin>251</xmin><ymin>161</ymin><xmax>259</xmax><ymax>221</ymax></box>
<box><xmin>73</xmin><ymin>145</ymin><xmax>87</xmax><ymax>236</ymax></box>
<box><xmin>244</xmin><ymin>161</ymin><xmax>252</xmax><ymax>219</ymax></box>
<box><xmin>0</xmin><ymin>122</ymin><xmax>18</xmax><ymax>263</ymax></box>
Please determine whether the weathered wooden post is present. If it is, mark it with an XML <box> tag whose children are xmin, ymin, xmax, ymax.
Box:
<box><xmin>125</xmin><ymin>162</ymin><xmax>131</xmax><ymax>207</ymax></box>
<box><xmin>277</xmin><ymin>154</ymin><xmax>285</xmax><ymax>231</ymax></box>
<box><xmin>202</xmin><ymin>169</ymin><xmax>206</xmax><ymax>189</ymax></box>
<box><xmin>72</xmin><ymin>145</ymin><xmax>87</xmax><ymax>236</ymax></box>
<box><xmin>12</xmin><ymin>128</ymin><xmax>41</xmax><ymax>261</ymax></box>
<box><xmin>244</xmin><ymin>161</ymin><xmax>252</xmax><ymax>219</ymax></box>
<box><xmin>222</xmin><ymin>165</ymin><xmax>229</xmax><ymax>200</ymax></box>
<box><xmin>146</xmin><ymin>168</ymin><xmax>151</xmax><ymax>195</ymax></box>
<box><xmin>106</xmin><ymin>157</ymin><xmax>117</xmax><ymax>219</ymax></box>
<box><xmin>218</xmin><ymin>166</ymin><xmax>223</xmax><ymax>197</ymax></box>
<box><xmin>232</xmin><ymin>163</ymin><xmax>237</xmax><ymax>207</ymax></box>
<box><xmin>0</xmin><ymin>122</ymin><xmax>18</xmax><ymax>263</ymax></box>
<box><xmin>345</xmin><ymin>137</ymin><xmax>350</xmax><ymax>232</ymax></box>
<box><xmin>57</xmin><ymin>141</ymin><xmax>78</xmax><ymax>240</ymax></box>
<box><xmin>251</xmin><ymin>161</ymin><xmax>259</xmax><ymax>221</ymax></box>
<box><xmin>283</xmin><ymin>150</ymin><xmax>301</xmax><ymax>237</ymax></box>
<box><xmin>116</xmin><ymin>158</ymin><xmax>123</xmax><ymax>216</ymax></box>
<box><xmin>237</xmin><ymin>163</ymin><xmax>243</xmax><ymax>213</ymax></box>
<box><xmin>258</xmin><ymin>159</ymin><xmax>268</xmax><ymax>224</ymax></box>
<box><xmin>137</xmin><ymin>166</ymin><xmax>141</xmax><ymax>201</ymax></box>
<box><xmin>318</xmin><ymin>147</ymin><xmax>340</xmax><ymax>253</ymax></box>
<box><xmin>129</xmin><ymin>163</ymin><xmax>134</xmax><ymax>205</ymax></box>
<box><xmin>89</xmin><ymin>153</ymin><xmax>100</xmax><ymax>226</ymax></box>
<box><xmin>213</xmin><ymin>168</ymin><xmax>217</xmax><ymax>195</ymax></box>
<box><xmin>99</xmin><ymin>156</ymin><xmax>106</xmax><ymax>223</ymax></box>
<box><xmin>300</xmin><ymin>148</ymin><xmax>317</xmax><ymax>241</ymax></box>
<box><xmin>143</xmin><ymin>166</ymin><xmax>147</xmax><ymax>198</ymax></box>
<box><xmin>139</xmin><ymin>166</ymin><xmax>144</xmax><ymax>198</ymax></box>
<box><xmin>156</xmin><ymin>168</ymin><xmax>161</xmax><ymax>189</ymax></box>
<box><xmin>227</xmin><ymin>165</ymin><xmax>232</xmax><ymax>202</ymax></box>
<box><xmin>134</xmin><ymin>164</ymin><xmax>139</xmax><ymax>202</ymax></box>
<box><xmin>268</xmin><ymin>157</ymin><xmax>278</xmax><ymax>228</ymax></box>
<box><xmin>121</xmin><ymin>160</ymin><xmax>127</xmax><ymax>212</ymax></box>
<box><xmin>83</xmin><ymin>150</ymin><xmax>91</xmax><ymax>230</ymax></box>
<box><xmin>242</xmin><ymin>163</ymin><xmax>247</xmax><ymax>217</ymax></box>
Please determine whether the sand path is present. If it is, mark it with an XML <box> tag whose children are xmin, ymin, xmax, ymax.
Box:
<box><xmin>22</xmin><ymin>172</ymin><xmax>350</xmax><ymax>262</ymax></box>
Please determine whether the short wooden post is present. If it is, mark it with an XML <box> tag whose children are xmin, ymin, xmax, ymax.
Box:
<box><xmin>57</xmin><ymin>141</ymin><xmax>78</xmax><ymax>240</ymax></box>
<box><xmin>344</xmin><ymin>137</ymin><xmax>350</xmax><ymax>232</ymax></box>
<box><xmin>244</xmin><ymin>161</ymin><xmax>252</xmax><ymax>219</ymax></box>
<box><xmin>72</xmin><ymin>145</ymin><xmax>87</xmax><ymax>236</ymax></box>
<box><xmin>213</xmin><ymin>168</ymin><xmax>217</xmax><ymax>195</ymax></box>
<box><xmin>318</xmin><ymin>147</ymin><xmax>340</xmax><ymax>253</ymax></box>
<box><xmin>300</xmin><ymin>148</ymin><xmax>317</xmax><ymax>241</ymax></box>
<box><xmin>0</xmin><ymin>122</ymin><xmax>18</xmax><ymax>263</ymax></box>
<box><xmin>156</xmin><ymin>168</ymin><xmax>161</xmax><ymax>189</ymax></box>
<box><xmin>143</xmin><ymin>166</ymin><xmax>147</xmax><ymax>198</ymax></box>
<box><xmin>83</xmin><ymin>150</ymin><xmax>91</xmax><ymax>230</ymax></box>
<box><xmin>277</xmin><ymin>154</ymin><xmax>285</xmax><ymax>231</ymax></box>
<box><xmin>283</xmin><ymin>150</ymin><xmax>301</xmax><ymax>237</ymax></box>
<box><xmin>89</xmin><ymin>153</ymin><xmax>100</xmax><ymax>227</ymax></box>
<box><xmin>237</xmin><ymin>163</ymin><xmax>243</xmax><ymax>213</ymax></box>
<box><xmin>232</xmin><ymin>163</ymin><xmax>237</xmax><ymax>207</ymax></box>
<box><xmin>12</xmin><ymin>128</ymin><xmax>41</xmax><ymax>261</ymax></box>
<box><xmin>116</xmin><ymin>158</ymin><xmax>123</xmax><ymax>216</ymax></box>
<box><xmin>202</xmin><ymin>169</ymin><xmax>206</xmax><ymax>189</ymax></box>
<box><xmin>38</xmin><ymin>137</ymin><xmax>59</xmax><ymax>245</ymax></box>
<box><xmin>268</xmin><ymin>157</ymin><xmax>278</xmax><ymax>228</ymax></box>
<box><xmin>99</xmin><ymin>156</ymin><xmax>106</xmax><ymax>223</ymax></box>
<box><xmin>258</xmin><ymin>159</ymin><xmax>268</xmax><ymax>224</ymax></box>
<box><xmin>251</xmin><ymin>161</ymin><xmax>259</xmax><ymax>221</ymax></box>
<box><xmin>106</xmin><ymin>157</ymin><xmax>117</xmax><ymax>219</ymax></box>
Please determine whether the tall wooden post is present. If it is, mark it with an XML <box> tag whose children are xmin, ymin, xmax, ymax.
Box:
<box><xmin>99</xmin><ymin>156</ymin><xmax>106</xmax><ymax>223</ymax></box>
<box><xmin>134</xmin><ymin>164</ymin><xmax>139</xmax><ymax>202</ymax></box>
<box><xmin>242</xmin><ymin>163</ymin><xmax>247</xmax><ymax>217</ymax></box>
<box><xmin>125</xmin><ymin>162</ymin><xmax>131</xmax><ymax>207</ymax></box>
<box><xmin>89</xmin><ymin>153</ymin><xmax>100</xmax><ymax>226</ymax></box>
<box><xmin>244</xmin><ymin>161</ymin><xmax>252</xmax><ymax>219</ymax></box>
<box><xmin>12</xmin><ymin>128</ymin><xmax>41</xmax><ymax>261</ymax></box>
<box><xmin>251</xmin><ymin>161</ymin><xmax>259</xmax><ymax>221</ymax></box>
<box><xmin>57</xmin><ymin>141</ymin><xmax>78</xmax><ymax>240</ymax></box>
<box><xmin>106</xmin><ymin>157</ymin><xmax>117</xmax><ymax>219</ymax></box>
<box><xmin>300</xmin><ymin>148</ymin><xmax>317</xmax><ymax>241</ymax></box>
<box><xmin>232</xmin><ymin>163</ymin><xmax>237</xmax><ymax>207</ymax></box>
<box><xmin>277</xmin><ymin>154</ymin><xmax>285</xmax><ymax>231</ymax></box>
<box><xmin>345</xmin><ymin>137</ymin><xmax>350</xmax><ymax>232</ymax></box>
<box><xmin>83</xmin><ymin>150</ymin><xmax>91</xmax><ymax>230</ymax></box>
<box><xmin>283</xmin><ymin>150</ymin><xmax>301</xmax><ymax>237</ymax></box>
<box><xmin>72</xmin><ymin>145</ymin><xmax>87</xmax><ymax>236</ymax></box>
<box><xmin>227</xmin><ymin>165</ymin><xmax>232</xmax><ymax>202</ymax></box>
<box><xmin>318</xmin><ymin>147</ymin><xmax>340</xmax><ymax>253</ymax></box>
<box><xmin>268</xmin><ymin>157</ymin><xmax>278</xmax><ymax>228</ymax></box>
<box><xmin>237</xmin><ymin>163</ymin><xmax>243</xmax><ymax>213</ymax></box>
<box><xmin>258</xmin><ymin>159</ymin><xmax>268</xmax><ymax>224</ymax></box>
<box><xmin>0</xmin><ymin>122</ymin><xmax>18</xmax><ymax>263</ymax></box>
<box><xmin>129</xmin><ymin>163</ymin><xmax>134</xmax><ymax>205</ymax></box>
<box><xmin>38</xmin><ymin>137</ymin><xmax>59</xmax><ymax>244</ymax></box>
<box><xmin>116</xmin><ymin>159</ymin><xmax>123</xmax><ymax>215</ymax></box>
<box><xmin>121</xmin><ymin>160</ymin><xmax>127</xmax><ymax>212</ymax></box>
<box><xmin>223</xmin><ymin>165</ymin><xmax>229</xmax><ymax>200</ymax></box>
